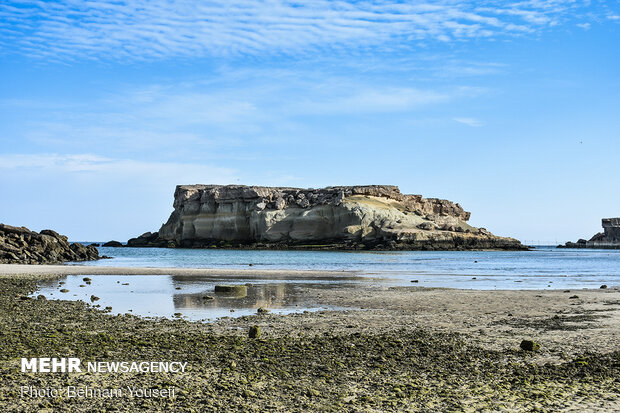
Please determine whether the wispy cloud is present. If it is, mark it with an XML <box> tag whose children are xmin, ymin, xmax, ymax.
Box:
<box><xmin>4</xmin><ymin>70</ymin><xmax>481</xmax><ymax>160</ymax></box>
<box><xmin>453</xmin><ymin>117</ymin><xmax>483</xmax><ymax>127</ymax></box>
<box><xmin>0</xmin><ymin>0</ymin><xmax>590</xmax><ymax>61</ymax></box>
<box><xmin>0</xmin><ymin>153</ymin><xmax>240</xmax><ymax>189</ymax></box>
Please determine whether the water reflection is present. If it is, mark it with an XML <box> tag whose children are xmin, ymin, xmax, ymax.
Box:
<box><xmin>34</xmin><ymin>275</ymin><xmax>350</xmax><ymax>321</ymax></box>
<box><xmin>172</xmin><ymin>283</ymin><xmax>301</xmax><ymax>310</ymax></box>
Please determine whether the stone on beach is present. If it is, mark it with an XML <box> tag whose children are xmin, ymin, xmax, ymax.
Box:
<box><xmin>249</xmin><ymin>325</ymin><xmax>261</xmax><ymax>338</ymax></box>
<box><xmin>520</xmin><ymin>340</ymin><xmax>540</xmax><ymax>351</ymax></box>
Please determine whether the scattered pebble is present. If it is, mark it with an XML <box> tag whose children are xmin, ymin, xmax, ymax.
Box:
<box><xmin>60</xmin><ymin>289</ymin><xmax>69</xmax><ymax>293</ymax></box>
<box><xmin>249</xmin><ymin>325</ymin><xmax>261</xmax><ymax>338</ymax></box>
<box><xmin>569</xmin><ymin>295</ymin><xmax>579</xmax><ymax>299</ymax></box>
<box><xmin>520</xmin><ymin>340</ymin><xmax>540</xmax><ymax>352</ymax></box>
<box><xmin>600</xmin><ymin>285</ymin><xmax>608</xmax><ymax>289</ymax></box>
<box><xmin>90</xmin><ymin>295</ymin><xmax>100</xmax><ymax>302</ymax></box>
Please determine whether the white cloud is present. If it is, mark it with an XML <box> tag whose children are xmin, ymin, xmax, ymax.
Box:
<box><xmin>0</xmin><ymin>153</ymin><xmax>238</xmax><ymax>184</ymax></box>
<box><xmin>0</xmin><ymin>0</ymin><xmax>588</xmax><ymax>61</ymax></box>
<box><xmin>453</xmin><ymin>117</ymin><xmax>483</xmax><ymax>127</ymax></box>
<box><xmin>4</xmin><ymin>72</ymin><xmax>482</xmax><ymax>158</ymax></box>
<box><xmin>576</xmin><ymin>22</ymin><xmax>591</xmax><ymax>29</ymax></box>
<box><xmin>293</xmin><ymin>87</ymin><xmax>451</xmax><ymax>114</ymax></box>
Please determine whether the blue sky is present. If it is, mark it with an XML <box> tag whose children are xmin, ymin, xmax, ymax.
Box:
<box><xmin>0</xmin><ymin>0</ymin><xmax>619</xmax><ymax>243</ymax></box>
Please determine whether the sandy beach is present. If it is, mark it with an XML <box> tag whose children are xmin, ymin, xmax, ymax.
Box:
<box><xmin>0</xmin><ymin>263</ymin><xmax>363</xmax><ymax>279</ymax></box>
<box><xmin>0</xmin><ymin>265</ymin><xmax>618</xmax><ymax>411</ymax></box>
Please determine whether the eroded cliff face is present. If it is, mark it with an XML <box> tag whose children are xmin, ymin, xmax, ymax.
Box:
<box><xmin>129</xmin><ymin>185</ymin><xmax>524</xmax><ymax>250</ymax></box>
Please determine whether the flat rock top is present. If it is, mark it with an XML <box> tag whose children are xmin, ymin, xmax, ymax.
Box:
<box><xmin>176</xmin><ymin>184</ymin><xmax>406</xmax><ymax>200</ymax></box>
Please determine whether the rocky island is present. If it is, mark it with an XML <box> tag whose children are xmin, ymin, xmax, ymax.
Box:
<box><xmin>560</xmin><ymin>218</ymin><xmax>620</xmax><ymax>249</ymax></box>
<box><xmin>128</xmin><ymin>185</ymin><xmax>525</xmax><ymax>250</ymax></box>
<box><xmin>0</xmin><ymin>224</ymin><xmax>100</xmax><ymax>264</ymax></box>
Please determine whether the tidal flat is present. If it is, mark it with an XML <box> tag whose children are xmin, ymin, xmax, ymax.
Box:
<box><xmin>0</xmin><ymin>272</ymin><xmax>619</xmax><ymax>412</ymax></box>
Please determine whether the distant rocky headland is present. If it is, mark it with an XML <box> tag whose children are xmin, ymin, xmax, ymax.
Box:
<box><xmin>560</xmin><ymin>218</ymin><xmax>620</xmax><ymax>249</ymax></box>
<box><xmin>125</xmin><ymin>185</ymin><xmax>525</xmax><ymax>251</ymax></box>
<box><xmin>0</xmin><ymin>224</ymin><xmax>100</xmax><ymax>264</ymax></box>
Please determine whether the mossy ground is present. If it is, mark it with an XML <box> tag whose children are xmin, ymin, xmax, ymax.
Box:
<box><xmin>0</xmin><ymin>278</ymin><xmax>618</xmax><ymax>412</ymax></box>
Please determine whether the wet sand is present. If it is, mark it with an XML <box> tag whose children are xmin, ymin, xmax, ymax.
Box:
<box><xmin>0</xmin><ymin>265</ymin><xmax>618</xmax><ymax>411</ymax></box>
<box><xmin>0</xmin><ymin>263</ymin><xmax>362</xmax><ymax>279</ymax></box>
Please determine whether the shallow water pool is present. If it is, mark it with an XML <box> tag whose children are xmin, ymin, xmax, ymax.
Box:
<box><xmin>34</xmin><ymin>275</ymin><xmax>351</xmax><ymax>321</ymax></box>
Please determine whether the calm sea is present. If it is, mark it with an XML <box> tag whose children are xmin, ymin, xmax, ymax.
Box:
<box><xmin>69</xmin><ymin>246</ymin><xmax>620</xmax><ymax>291</ymax></box>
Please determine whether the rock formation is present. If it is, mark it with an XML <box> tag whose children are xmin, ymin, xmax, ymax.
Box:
<box><xmin>0</xmin><ymin>224</ymin><xmax>100</xmax><ymax>264</ymax></box>
<box><xmin>128</xmin><ymin>184</ymin><xmax>525</xmax><ymax>251</ymax></box>
<box><xmin>559</xmin><ymin>218</ymin><xmax>620</xmax><ymax>249</ymax></box>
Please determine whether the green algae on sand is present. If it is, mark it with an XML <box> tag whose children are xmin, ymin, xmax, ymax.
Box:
<box><xmin>0</xmin><ymin>277</ymin><xmax>618</xmax><ymax>412</ymax></box>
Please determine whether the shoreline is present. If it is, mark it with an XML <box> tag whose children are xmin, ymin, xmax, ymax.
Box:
<box><xmin>1</xmin><ymin>263</ymin><xmax>616</xmax><ymax>290</ymax></box>
<box><xmin>3</xmin><ymin>267</ymin><xmax>618</xmax><ymax>354</ymax></box>
<box><xmin>1</xmin><ymin>267</ymin><xmax>619</xmax><ymax>410</ymax></box>
<box><xmin>0</xmin><ymin>264</ymin><xmax>362</xmax><ymax>279</ymax></box>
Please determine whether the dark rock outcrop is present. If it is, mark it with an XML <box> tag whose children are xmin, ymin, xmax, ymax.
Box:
<box><xmin>559</xmin><ymin>218</ymin><xmax>620</xmax><ymax>249</ymax></box>
<box><xmin>129</xmin><ymin>184</ymin><xmax>525</xmax><ymax>251</ymax></box>
<box><xmin>0</xmin><ymin>224</ymin><xmax>100</xmax><ymax>264</ymax></box>
<box><xmin>127</xmin><ymin>232</ymin><xmax>167</xmax><ymax>247</ymax></box>
<box><xmin>102</xmin><ymin>240</ymin><xmax>123</xmax><ymax>247</ymax></box>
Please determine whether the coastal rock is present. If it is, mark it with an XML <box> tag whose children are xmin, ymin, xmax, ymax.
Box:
<box><xmin>0</xmin><ymin>224</ymin><xmax>100</xmax><ymax>264</ymax></box>
<box><xmin>131</xmin><ymin>184</ymin><xmax>525</xmax><ymax>251</ymax></box>
<box><xmin>102</xmin><ymin>240</ymin><xmax>123</xmax><ymax>247</ymax></box>
<box><xmin>560</xmin><ymin>218</ymin><xmax>620</xmax><ymax>249</ymax></box>
<box><xmin>127</xmin><ymin>232</ymin><xmax>166</xmax><ymax>247</ymax></box>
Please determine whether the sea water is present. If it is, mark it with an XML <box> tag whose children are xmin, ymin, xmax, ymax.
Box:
<box><xmin>73</xmin><ymin>246</ymin><xmax>619</xmax><ymax>290</ymax></box>
<box><xmin>44</xmin><ymin>246</ymin><xmax>618</xmax><ymax>320</ymax></box>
